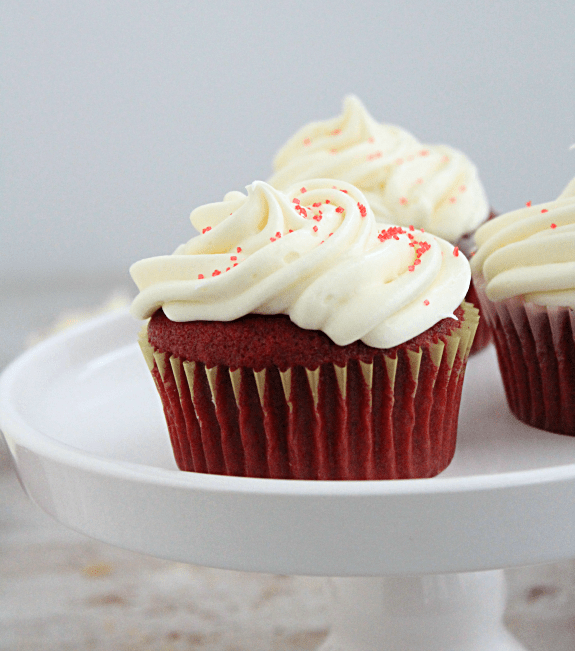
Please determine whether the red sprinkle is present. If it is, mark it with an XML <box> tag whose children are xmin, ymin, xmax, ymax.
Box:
<box><xmin>526</xmin><ymin>201</ymin><xmax>532</xmax><ymax>207</ymax></box>
<box><xmin>303</xmin><ymin>138</ymin><xmax>311</xmax><ymax>145</ymax></box>
<box><xmin>358</xmin><ymin>203</ymin><xmax>367</xmax><ymax>217</ymax></box>
<box><xmin>312</xmin><ymin>202</ymin><xmax>322</xmax><ymax>207</ymax></box>
<box><xmin>300</xmin><ymin>187</ymin><xmax>307</xmax><ymax>193</ymax></box>
<box><xmin>198</xmin><ymin>274</ymin><xmax>204</xmax><ymax>279</ymax></box>
<box><xmin>408</xmin><ymin>265</ymin><xmax>415</xmax><ymax>272</ymax></box>
<box><xmin>409</xmin><ymin>225</ymin><xmax>415</xmax><ymax>231</ymax></box>
<box><xmin>313</xmin><ymin>225</ymin><xmax>318</xmax><ymax>232</ymax></box>
<box><xmin>379</xmin><ymin>226</ymin><xmax>406</xmax><ymax>242</ymax></box>
<box><xmin>335</xmin><ymin>206</ymin><xmax>344</xmax><ymax>213</ymax></box>
<box><xmin>424</xmin><ymin>299</ymin><xmax>430</xmax><ymax>306</ymax></box>
<box><xmin>551</xmin><ymin>223</ymin><xmax>557</xmax><ymax>229</ymax></box>
<box><xmin>230</xmin><ymin>255</ymin><xmax>237</xmax><ymax>261</ymax></box>
<box><xmin>276</xmin><ymin>231</ymin><xmax>282</xmax><ymax>237</ymax></box>
<box><xmin>212</xmin><ymin>270</ymin><xmax>221</xmax><ymax>277</ymax></box>
<box><xmin>541</xmin><ymin>209</ymin><xmax>549</xmax><ymax>213</ymax></box>
<box><xmin>226</xmin><ymin>267</ymin><xmax>230</xmax><ymax>272</ymax></box>
<box><xmin>453</xmin><ymin>246</ymin><xmax>459</xmax><ymax>257</ymax></box>
<box><xmin>292</xmin><ymin>198</ymin><xmax>300</xmax><ymax>204</ymax></box>
<box><xmin>270</xmin><ymin>237</ymin><xmax>276</xmax><ymax>242</ymax></box>
<box><xmin>202</xmin><ymin>226</ymin><xmax>212</xmax><ymax>234</ymax></box>
<box><xmin>237</xmin><ymin>247</ymin><xmax>242</xmax><ymax>253</ymax></box>
<box><xmin>325</xmin><ymin>200</ymin><xmax>330</xmax><ymax>204</ymax></box>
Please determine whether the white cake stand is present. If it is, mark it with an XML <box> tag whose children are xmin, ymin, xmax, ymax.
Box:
<box><xmin>2</xmin><ymin>311</ymin><xmax>575</xmax><ymax>650</ymax></box>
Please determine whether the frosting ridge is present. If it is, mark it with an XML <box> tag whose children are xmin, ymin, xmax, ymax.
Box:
<box><xmin>471</xmin><ymin>176</ymin><xmax>575</xmax><ymax>308</ymax></box>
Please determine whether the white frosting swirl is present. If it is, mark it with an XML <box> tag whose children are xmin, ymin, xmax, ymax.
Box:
<box><xmin>471</xmin><ymin>176</ymin><xmax>575</xmax><ymax>308</ymax></box>
<box><xmin>130</xmin><ymin>180</ymin><xmax>471</xmax><ymax>348</ymax></box>
<box><xmin>269</xmin><ymin>95</ymin><xmax>489</xmax><ymax>243</ymax></box>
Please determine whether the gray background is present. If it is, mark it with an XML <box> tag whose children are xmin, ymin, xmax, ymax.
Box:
<box><xmin>2</xmin><ymin>0</ymin><xmax>574</xmax><ymax>285</ymax></box>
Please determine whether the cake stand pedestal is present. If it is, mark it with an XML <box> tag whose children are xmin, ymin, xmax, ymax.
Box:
<box><xmin>323</xmin><ymin>572</ymin><xmax>525</xmax><ymax>651</ymax></box>
<box><xmin>2</xmin><ymin>311</ymin><xmax>575</xmax><ymax>650</ymax></box>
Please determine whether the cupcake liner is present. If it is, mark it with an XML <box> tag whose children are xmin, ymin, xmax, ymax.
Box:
<box><xmin>457</xmin><ymin>211</ymin><xmax>498</xmax><ymax>355</ymax></box>
<box><xmin>474</xmin><ymin>276</ymin><xmax>575</xmax><ymax>435</ymax></box>
<box><xmin>139</xmin><ymin>303</ymin><xmax>479</xmax><ymax>480</ymax></box>
<box><xmin>465</xmin><ymin>279</ymin><xmax>491</xmax><ymax>354</ymax></box>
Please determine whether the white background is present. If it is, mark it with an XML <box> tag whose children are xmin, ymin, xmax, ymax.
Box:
<box><xmin>2</xmin><ymin>0</ymin><xmax>575</xmax><ymax>285</ymax></box>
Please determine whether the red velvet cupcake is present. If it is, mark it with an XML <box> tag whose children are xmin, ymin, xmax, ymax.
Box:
<box><xmin>471</xmin><ymin>177</ymin><xmax>575</xmax><ymax>435</ymax></box>
<box><xmin>131</xmin><ymin>180</ymin><xmax>478</xmax><ymax>479</ymax></box>
<box><xmin>268</xmin><ymin>95</ymin><xmax>492</xmax><ymax>354</ymax></box>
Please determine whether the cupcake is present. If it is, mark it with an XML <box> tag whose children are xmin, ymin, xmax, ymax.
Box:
<box><xmin>130</xmin><ymin>179</ymin><xmax>478</xmax><ymax>479</ymax></box>
<box><xmin>269</xmin><ymin>95</ymin><xmax>492</xmax><ymax>353</ymax></box>
<box><xmin>471</xmin><ymin>176</ymin><xmax>575</xmax><ymax>435</ymax></box>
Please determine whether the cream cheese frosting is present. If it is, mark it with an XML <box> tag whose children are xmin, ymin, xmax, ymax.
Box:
<box><xmin>471</xmin><ymin>176</ymin><xmax>575</xmax><ymax>309</ymax></box>
<box><xmin>130</xmin><ymin>180</ymin><xmax>471</xmax><ymax>349</ymax></box>
<box><xmin>269</xmin><ymin>95</ymin><xmax>489</xmax><ymax>244</ymax></box>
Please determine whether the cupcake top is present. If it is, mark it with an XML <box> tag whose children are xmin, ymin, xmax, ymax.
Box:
<box><xmin>130</xmin><ymin>179</ymin><xmax>471</xmax><ymax>349</ymax></box>
<box><xmin>268</xmin><ymin>95</ymin><xmax>489</xmax><ymax>244</ymax></box>
<box><xmin>471</xmin><ymin>175</ymin><xmax>575</xmax><ymax>309</ymax></box>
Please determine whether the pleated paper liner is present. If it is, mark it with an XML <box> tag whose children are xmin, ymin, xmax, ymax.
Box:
<box><xmin>139</xmin><ymin>302</ymin><xmax>479</xmax><ymax>480</ymax></box>
<box><xmin>465</xmin><ymin>279</ymin><xmax>492</xmax><ymax>354</ymax></box>
<box><xmin>474</xmin><ymin>276</ymin><xmax>575</xmax><ymax>436</ymax></box>
<box><xmin>458</xmin><ymin>209</ymin><xmax>498</xmax><ymax>355</ymax></box>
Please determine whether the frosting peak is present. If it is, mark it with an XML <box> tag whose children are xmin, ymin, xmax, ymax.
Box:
<box><xmin>130</xmin><ymin>180</ymin><xmax>471</xmax><ymax>348</ymax></box>
<box><xmin>269</xmin><ymin>95</ymin><xmax>489</xmax><ymax>243</ymax></box>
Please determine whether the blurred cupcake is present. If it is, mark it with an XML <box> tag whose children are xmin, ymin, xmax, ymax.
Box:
<box><xmin>131</xmin><ymin>179</ymin><xmax>478</xmax><ymax>479</ymax></box>
<box><xmin>269</xmin><ymin>95</ymin><xmax>492</xmax><ymax>353</ymax></box>
<box><xmin>269</xmin><ymin>95</ymin><xmax>491</xmax><ymax>353</ymax></box>
<box><xmin>471</xmin><ymin>176</ymin><xmax>575</xmax><ymax>435</ymax></box>
<box><xmin>270</xmin><ymin>96</ymin><xmax>489</xmax><ymax>243</ymax></box>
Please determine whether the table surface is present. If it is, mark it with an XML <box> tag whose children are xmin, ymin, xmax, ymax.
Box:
<box><xmin>2</xmin><ymin>277</ymin><xmax>575</xmax><ymax>650</ymax></box>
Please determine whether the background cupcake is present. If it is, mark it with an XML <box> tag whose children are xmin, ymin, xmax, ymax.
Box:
<box><xmin>269</xmin><ymin>95</ymin><xmax>492</xmax><ymax>353</ymax></box>
<box><xmin>131</xmin><ymin>179</ymin><xmax>478</xmax><ymax>480</ymax></box>
<box><xmin>471</xmin><ymin>176</ymin><xmax>575</xmax><ymax>436</ymax></box>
